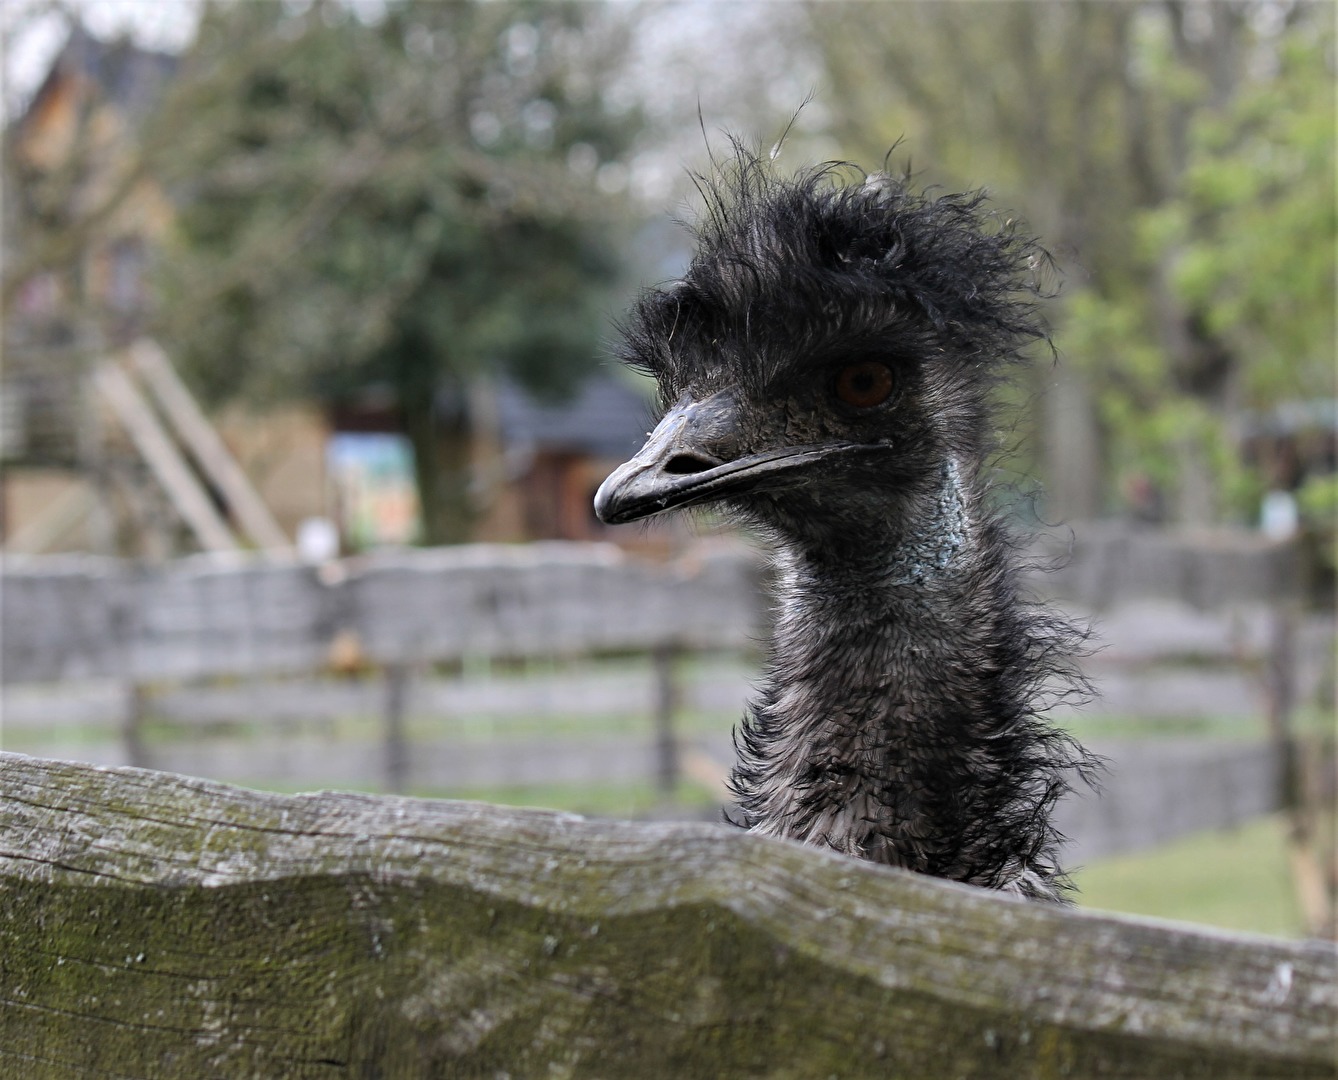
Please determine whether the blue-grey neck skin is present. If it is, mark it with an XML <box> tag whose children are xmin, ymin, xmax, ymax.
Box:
<box><xmin>729</xmin><ymin>459</ymin><xmax>1079</xmax><ymax>902</ymax></box>
<box><xmin>881</xmin><ymin>459</ymin><xmax>969</xmax><ymax>587</ymax></box>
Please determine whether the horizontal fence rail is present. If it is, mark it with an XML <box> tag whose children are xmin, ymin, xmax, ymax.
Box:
<box><xmin>4</xmin><ymin>539</ymin><xmax>1331</xmax><ymax>857</ymax></box>
<box><xmin>0</xmin><ymin>528</ymin><xmax>1307</xmax><ymax>683</ymax></box>
<box><xmin>1028</xmin><ymin>522</ymin><xmax>1303</xmax><ymax>610</ymax></box>
<box><xmin>0</xmin><ymin>543</ymin><xmax>765</xmax><ymax>682</ymax></box>
<box><xmin>0</xmin><ymin>753</ymin><xmax>1334</xmax><ymax>1079</ymax></box>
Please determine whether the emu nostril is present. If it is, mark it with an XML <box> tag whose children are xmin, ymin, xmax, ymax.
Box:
<box><xmin>664</xmin><ymin>453</ymin><xmax>716</xmax><ymax>475</ymax></box>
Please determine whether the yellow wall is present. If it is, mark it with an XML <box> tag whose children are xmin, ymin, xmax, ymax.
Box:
<box><xmin>215</xmin><ymin>404</ymin><xmax>330</xmax><ymax>541</ymax></box>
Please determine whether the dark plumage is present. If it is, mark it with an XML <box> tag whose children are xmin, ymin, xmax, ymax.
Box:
<box><xmin>595</xmin><ymin>149</ymin><xmax>1095</xmax><ymax>902</ymax></box>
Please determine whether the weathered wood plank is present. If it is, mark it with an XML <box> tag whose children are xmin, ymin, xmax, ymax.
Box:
<box><xmin>0</xmin><ymin>753</ymin><xmax>1332</xmax><ymax>1078</ymax></box>
<box><xmin>0</xmin><ymin>726</ymin><xmax>1281</xmax><ymax>864</ymax></box>
<box><xmin>1056</xmin><ymin>739</ymin><xmax>1282</xmax><ymax>862</ymax></box>
<box><xmin>0</xmin><ymin>666</ymin><xmax>753</xmax><ymax>731</ymax></box>
<box><xmin>0</xmin><ymin>556</ymin><xmax>129</xmax><ymax>681</ymax></box>
<box><xmin>131</xmin><ymin>558</ymin><xmax>337</xmax><ymax>678</ymax></box>
<box><xmin>0</xmin><ymin>546</ymin><xmax>764</xmax><ymax>682</ymax></box>
<box><xmin>0</xmin><ymin>726</ymin><xmax>1279</xmax><ymax>864</ymax></box>
<box><xmin>1027</xmin><ymin>524</ymin><xmax>1301</xmax><ymax>609</ymax></box>
<box><xmin>345</xmin><ymin>543</ymin><xmax>761</xmax><ymax>663</ymax></box>
<box><xmin>0</xmin><ymin>657</ymin><xmax>1292</xmax><ymax>738</ymax></box>
<box><xmin>1</xmin><ymin>541</ymin><xmax>1318</xmax><ymax>684</ymax></box>
<box><xmin>93</xmin><ymin>363</ymin><xmax>241</xmax><ymax>554</ymax></box>
<box><xmin>128</xmin><ymin>339</ymin><xmax>292</xmax><ymax>553</ymax></box>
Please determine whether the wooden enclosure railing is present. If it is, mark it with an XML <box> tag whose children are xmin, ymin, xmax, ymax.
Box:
<box><xmin>2</xmin><ymin>528</ymin><xmax>1305</xmax><ymax>685</ymax></box>
<box><xmin>3</xmin><ymin>540</ymin><xmax>1329</xmax><ymax>864</ymax></box>
<box><xmin>1</xmin><ymin>753</ymin><xmax>1334</xmax><ymax>1078</ymax></box>
<box><xmin>0</xmin><ymin>543</ymin><xmax>762</xmax><ymax>682</ymax></box>
<box><xmin>1</xmin><ymin>544</ymin><xmax>763</xmax><ymax>792</ymax></box>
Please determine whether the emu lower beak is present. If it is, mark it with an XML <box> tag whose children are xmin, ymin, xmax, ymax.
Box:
<box><xmin>594</xmin><ymin>391</ymin><xmax>879</xmax><ymax>525</ymax></box>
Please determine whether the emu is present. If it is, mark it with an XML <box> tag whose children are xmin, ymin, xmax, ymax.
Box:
<box><xmin>594</xmin><ymin>150</ymin><xmax>1094</xmax><ymax>902</ymax></box>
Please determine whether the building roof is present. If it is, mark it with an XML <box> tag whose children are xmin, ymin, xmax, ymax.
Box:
<box><xmin>493</xmin><ymin>373</ymin><xmax>655</xmax><ymax>460</ymax></box>
<box><xmin>19</xmin><ymin>23</ymin><xmax>177</xmax><ymax>133</ymax></box>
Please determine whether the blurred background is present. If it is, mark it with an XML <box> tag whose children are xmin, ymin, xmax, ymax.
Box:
<box><xmin>1</xmin><ymin>0</ymin><xmax>1333</xmax><ymax>939</ymax></box>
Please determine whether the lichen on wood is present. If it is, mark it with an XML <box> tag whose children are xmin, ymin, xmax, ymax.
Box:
<box><xmin>0</xmin><ymin>753</ymin><xmax>1334</xmax><ymax>1078</ymax></box>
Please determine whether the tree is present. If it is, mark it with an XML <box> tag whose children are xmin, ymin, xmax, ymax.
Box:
<box><xmin>804</xmin><ymin>1</ymin><xmax>1333</xmax><ymax>525</ymax></box>
<box><xmin>1060</xmin><ymin>13</ymin><xmax>1335</xmax><ymax>523</ymax></box>
<box><xmin>155</xmin><ymin>0</ymin><xmax>639</xmax><ymax>543</ymax></box>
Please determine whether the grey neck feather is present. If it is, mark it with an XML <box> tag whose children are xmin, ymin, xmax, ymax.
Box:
<box><xmin>734</xmin><ymin>457</ymin><xmax>1062</xmax><ymax>900</ymax></box>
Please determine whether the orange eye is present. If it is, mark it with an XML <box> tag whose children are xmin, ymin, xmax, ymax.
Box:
<box><xmin>834</xmin><ymin>361</ymin><xmax>894</xmax><ymax>409</ymax></box>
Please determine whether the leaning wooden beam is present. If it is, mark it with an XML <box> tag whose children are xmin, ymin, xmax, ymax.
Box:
<box><xmin>92</xmin><ymin>363</ymin><xmax>239</xmax><ymax>554</ymax></box>
<box><xmin>128</xmin><ymin>339</ymin><xmax>292</xmax><ymax>553</ymax></box>
<box><xmin>1</xmin><ymin>753</ymin><xmax>1333</xmax><ymax>1079</ymax></box>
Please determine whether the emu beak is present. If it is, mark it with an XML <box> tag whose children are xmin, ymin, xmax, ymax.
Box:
<box><xmin>594</xmin><ymin>391</ymin><xmax>740</xmax><ymax>525</ymax></box>
<box><xmin>594</xmin><ymin>391</ymin><xmax>882</xmax><ymax>525</ymax></box>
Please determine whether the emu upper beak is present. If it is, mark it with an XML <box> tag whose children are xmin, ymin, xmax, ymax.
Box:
<box><xmin>594</xmin><ymin>391</ymin><xmax>739</xmax><ymax>525</ymax></box>
<box><xmin>594</xmin><ymin>391</ymin><xmax>881</xmax><ymax>525</ymax></box>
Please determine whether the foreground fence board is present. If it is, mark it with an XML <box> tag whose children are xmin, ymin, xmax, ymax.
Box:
<box><xmin>1</xmin><ymin>754</ymin><xmax>1333</xmax><ymax>1078</ymax></box>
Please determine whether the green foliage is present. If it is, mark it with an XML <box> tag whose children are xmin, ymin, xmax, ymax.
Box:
<box><xmin>1146</xmin><ymin>33</ymin><xmax>1335</xmax><ymax>403</ymax></box>
<box><xmin>1059</xmin><ymin>19</ymin><xmax>1335</xmax><ymax>521</ymax></box>
<box><xmin>1297</xmin><ymin>472</ymin><xmax>1338</xmax><ymax>529</ymax></box>
<box><xmin>161</xmin><ymin>0</ymin><xmax>633</xmax><ymax>401</ymax></box>
<box><xmin>154</xmin><ymin>0</ymin><xmax>639</xmax><ymax>539</ymax></box>
<box><xmin>808</xmin><ymin>3</ymin><xmax>1334</xmax><ymax>524</ymax></box>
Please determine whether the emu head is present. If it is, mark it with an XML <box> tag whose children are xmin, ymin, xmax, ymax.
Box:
<box><xmin>595</xmin><ymin>154</ymin><xmax>1050</xmax><ymax>550</ymax></box>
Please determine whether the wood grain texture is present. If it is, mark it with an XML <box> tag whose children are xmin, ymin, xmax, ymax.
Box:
<box><xmin>1</xmin><ymin>753</ymin><xmax>1333</xmax><ymax>1078</ymax></box>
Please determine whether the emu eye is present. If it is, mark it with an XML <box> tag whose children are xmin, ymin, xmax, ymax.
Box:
<box><xmin>833</xmin><ymin>361</ymin><xmax>894</xmax><ymax>409</ymax></box>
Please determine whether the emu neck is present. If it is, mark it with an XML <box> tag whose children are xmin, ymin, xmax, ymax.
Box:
<box><xmin>734</xmin><ymin>461</ymin><xmax>1064</xmax><ymax>899</ymax></box>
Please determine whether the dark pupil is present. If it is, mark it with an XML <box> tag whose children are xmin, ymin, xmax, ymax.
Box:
<box><xmin>851</xmin><ymin>373</ymin><xmax>874</xmax><ymax>393</ymax></box>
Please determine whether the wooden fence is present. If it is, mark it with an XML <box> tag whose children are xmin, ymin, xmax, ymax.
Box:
<box><xmin>0</xmin><ymin>543</ymin><xmax>761</xmax><ymax>682</ymax></box>
<box><xmin>2</xmin><ymin>539</ymin><xmax>1331</xmax><ymax>855</ymax></box>
<box><xmin>1</xmin><ymin>753</ymin><xmax>1333</xmax><ymax>1079</ymax></box>
<box><xmin>0</xmin><ymin>543</ymin><xmax>762</xmax><ymax>791</ymax></box>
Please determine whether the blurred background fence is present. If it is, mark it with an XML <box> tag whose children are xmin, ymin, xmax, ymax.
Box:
<box><xmin>1</xmin><ymin>542</ymin><xmax>762</xmax><ymax>795</ymax></box>
<box><xmin>3</xmin><ymin>529</ymin><xmax>1332</xmax><ymax>904</ymax></box>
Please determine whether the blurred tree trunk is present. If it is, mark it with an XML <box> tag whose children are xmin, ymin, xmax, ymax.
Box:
<box><xmin>396</xmin><ymin>342</ymin><xmax>474</xmax><ymax>546</ymax></box>
<box><xmin>404</xmin><ymin>397</ymin><xmax>473</xmax><ymax>547</ymax></box>
<box><xmin>1045</xmin><ymin>369</ymin><xmax>1103</xmax><ymax>521</ymax></box>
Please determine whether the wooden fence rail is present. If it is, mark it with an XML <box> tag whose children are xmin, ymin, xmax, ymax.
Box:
<box><xmin>4</xmin><ymin>542</ymin><xmax>1330</xmax><ymax>851</ymax></box>
<box><xmin>0</xmin><ymin>528</ymin><xmax>1309</xmax><ymax>682</ymax></box>
<box><xmin>0</xmin><ymin>544</ymin><xmax>763</xmax><ymax>683</ymax></box>
<box><xmin>1</xmin><ymin>544</ymin><xmax>765</xmax><ymax>794</ymax></box>
<box><xmin>1</xmin><ymin>753</ymin><xmax>1334</xmax><ymax>1079</ymax></box>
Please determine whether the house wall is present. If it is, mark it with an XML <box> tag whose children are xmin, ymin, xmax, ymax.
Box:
<box><xmin>1</xmin><ymin>404</ymin><xmax>329</xmax><ymax>554</ymax></box>
<box><xmin>0</xmin><ymin>467</ymin><xmax>97</xmax><ymax>552</ymax></box>
<box><xmin>215</xmin><ymin>404</ymin><xmax>330</xmax><ymax>542</ymax></box>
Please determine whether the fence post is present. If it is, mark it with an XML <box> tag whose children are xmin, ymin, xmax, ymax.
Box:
<box><xmin>1265</xmin><ymin>606</ymin><xmax>1337</xmax><ymax>939</ymax></box>
<box><xmin>383</xmin><ymin>663</ymin><xmax>412</xmax><ymax>794</ymax></box>
<box><xmin>122</xmin><ymin>683</ymin><xmax>149</xmax><ymax>769</ymax></box>
<box><xmin>651</xmin><ymin>644</ymin><xmax>680</xmax><ymax>796</ymax></box>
